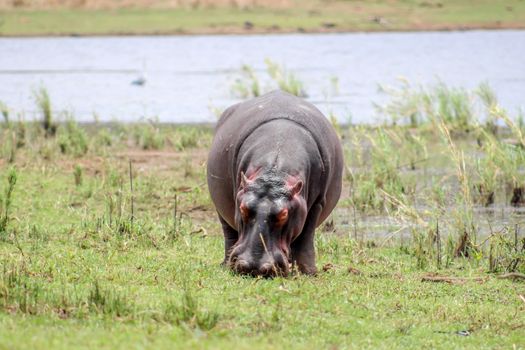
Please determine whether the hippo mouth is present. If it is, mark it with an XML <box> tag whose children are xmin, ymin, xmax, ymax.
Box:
<box><xmin>227</xmin><ymin>240</ymin><xmax>291</xmax><ymax>277</ymax></box>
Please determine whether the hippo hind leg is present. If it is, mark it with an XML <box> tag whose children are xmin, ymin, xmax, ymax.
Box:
<box><xmin>218</xmin><ymin>214</ymin><xmax>238</xmax><ymax>266</ymax></box>
<box><xmin>291</xmin><ymin>202</ymin><xmax>323</xmax><ymax>275</ymax></box>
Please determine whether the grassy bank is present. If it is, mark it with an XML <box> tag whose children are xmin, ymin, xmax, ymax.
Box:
<box><xmin>1</xmin><ymin>80</ymin><xmax>525</xmax><ymax>348</ymax></box>
<box><xmin>1</xmin><ymin>0</ymin><xmax>525</xmax><ymax>36</ymax></box>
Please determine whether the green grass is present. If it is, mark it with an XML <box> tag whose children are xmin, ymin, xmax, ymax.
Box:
<box><xmin>1</xmin><ymin>82</ymin><xmax>525</xmax><ymax>348</ymax></box>
<box><xmin>1</xmin><ymin>0</ymin><xmax>525</xmax><ymax>36</ymax></box>
<box><xmin>1</xmin><ymin>239</ymin><xmax>524</xmax><ymax>349</ymax></box>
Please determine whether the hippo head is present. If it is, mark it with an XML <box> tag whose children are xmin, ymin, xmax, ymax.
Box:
<box><xmin>228</xmin><ymin>168</ymin><xmax>307</xmax><ymax>277</ymax></box>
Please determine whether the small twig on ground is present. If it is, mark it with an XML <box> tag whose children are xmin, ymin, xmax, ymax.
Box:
<box><xmin>421</xmin><ymin>273</ymin><xmax>486</xmax><ymax>284</ymax></box>
<box><xmin>496</xmin><ymin>272</ymin><xmax>525</xmax><ymax>281</ymax></box>
<box><xmin>190</xmin><ymin>227</ymin><xmax>207</xmax><ymax>236</ymax></box>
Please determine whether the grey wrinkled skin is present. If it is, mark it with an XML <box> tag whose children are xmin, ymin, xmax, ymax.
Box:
<box><xmin>207</xmin><ymin>90</ymin><xmax>343</xmax><ymax>277</ymax></box>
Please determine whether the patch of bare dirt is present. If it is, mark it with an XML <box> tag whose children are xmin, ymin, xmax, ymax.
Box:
<box><xmin>116</xmin><ymin>147</ymin><xmax>208</xmax><ymax>174</ymax></box>
<box><xmin>1</xmin><ymin>0</ymin><xmax>291</xmax><ymax>10</ymax></box>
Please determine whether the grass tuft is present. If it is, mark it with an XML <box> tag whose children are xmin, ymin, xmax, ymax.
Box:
<box><xmin>163</xmin><ymin>289</ymin><xmax>220</xmax><ymax>330</ymax></box>
<box><xmin>33</xmin><ymin>86</ymin><xmax>56</xmax><ymax>137</ymax></box>
<box><xmin>88</xmin><ymin>281</ymin><xmax>133</xmax><ymax>317</ymax></box>
<box><xmin>0</xmin><ymin>167</ymin><xmax>18</xmax><ymax>239</ymax></box>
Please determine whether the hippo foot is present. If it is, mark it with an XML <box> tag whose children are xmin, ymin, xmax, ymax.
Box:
<box><xmin>297</xmin><ymin>264</ymin><xmax>318</xmax><ymax>276</ymax></box>
<box><xmin>292</xmin><ymin>248</ymin><xmax>317</xmax><ymax>275</ymax></box>
<box><xmin>292</xmin><ymin>258</ymin><xmax>317</xmax><ymax>275</ymax></box>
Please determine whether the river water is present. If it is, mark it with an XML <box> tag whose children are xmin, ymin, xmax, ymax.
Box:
<box><xmin>0</xmin><ymin>30</ymin><xmax>524</xmax><ymax>123</ymax></box>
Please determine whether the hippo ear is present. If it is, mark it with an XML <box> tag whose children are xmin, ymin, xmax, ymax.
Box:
<box><xmin>291</xmin><ymin>180</ymin><xmax>303</xmax><ymax>197</ymax></box>
<box><xmin>240</xmin><ymin>171</ymin><xmax>249</xmax><ymax>190</ymax></box>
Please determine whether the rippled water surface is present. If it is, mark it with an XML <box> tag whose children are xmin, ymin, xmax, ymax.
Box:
<box><xmin>0</xmin><ymin>30</ymin><xmax>524</xmax><ymax>122</ymax></box>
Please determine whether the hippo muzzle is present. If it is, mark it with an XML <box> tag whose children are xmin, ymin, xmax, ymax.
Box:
<box><xmin>228</xmin><ymin>222</ymin><xmax>290</xmax><ymax>277</ymax></box>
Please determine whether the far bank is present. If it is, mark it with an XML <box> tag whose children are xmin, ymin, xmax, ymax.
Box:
<box><xmin>1</xmin><ymin>0</ymin><xmax>525</xmax><ymax>36</ymax></box>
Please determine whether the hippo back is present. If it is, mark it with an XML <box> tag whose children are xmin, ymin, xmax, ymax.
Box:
<box><xmin>207</xmin><ymin>90</ymin><xmax>343</xmax><ymax>228</ymax></box>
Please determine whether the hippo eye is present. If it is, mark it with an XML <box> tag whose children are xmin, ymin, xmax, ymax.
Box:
<box><xmin>275</xmin><ymin>208</ymin><xmax>288</xmax><ymax>228</ymax></box>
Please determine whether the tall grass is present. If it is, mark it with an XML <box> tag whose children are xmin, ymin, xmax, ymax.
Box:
<box><xmin>33</xmin><ymin>86</ymin><xmax>56</xmax><ymax>137</ymax></box>
<box><xmin>163</xmin><ymin>288</ymin><xmax>220</xmax><ymax>330</ymax></box>
<box><xmin>0</xmin><ymin>264</ymin><xmax>42</xmax><ymax>315</ymax></box>
<box><xmin>265</xmin><ymin>58</ymin><xmax>306</xmax><ymax>97</ymax></box>
<box><xmin>488</xmin><ymin>226</ymin><xmax>525</xmax><ymax>273</ymax></box>
<box><xmin>378</xmin><ymin>81</ymin><xmax>488</xmax><ymax>133</ymax></box>
<box><xmin>231</xmin><ymin>64</ymin><xmax>261</xmax><ymax>98</ymax></box>
<box><xmin>132</xmin><ymin>120</ymin><xmax>165</xmax><ymax>150</ymax></box>
<box><xmin>231</xmin><ymin>60</ymin><xmax>307</xmax><ymax>98</ymax></box>
<box><xmin>0</xmin><ymin>101</ymin><xmax>9</xmax><ymax>124</ymax></box>
<box><xmin>0</xmin><ymin>168</ymin><xmax>18</xmax><ymax>239</ymax></box>
<box><xmin>348</xmin><ymin>127</ymin><xmax>416</xmax><ymax>212</ymax></box>
<box><xmin>58</xmin><ymin>118</ymin><xmax>89</xmax><ymax>156</ymax></box>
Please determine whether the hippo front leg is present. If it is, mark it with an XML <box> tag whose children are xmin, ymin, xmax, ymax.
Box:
<box><xmin>218</xmin><ymin>215</ymin><xmax>238</xmax><ymax>265</ymax></box>
<box><xmin>291</xmin><ymin>202</ymin><xmax>323</xmax><ymax>275</ymax></box>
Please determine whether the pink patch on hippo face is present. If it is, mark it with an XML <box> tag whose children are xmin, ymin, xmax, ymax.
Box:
<box><xmin>239</xmin><ymin>202</ymin><xmax>248</xmax><ymax>221</ymax></box>
<box><xmin>245</xmin><ymin>166</ymin><xmax>262</xmax><ymax>180</ymax></box>
<box><xmin>285</xmin><ymin>176</ymin><xmax>303</xmax><ymax>197</ymax></box>
<box><xmin>275</xmin><ymin>208</ymin><xmax>288</xmax><ymax>228</ymax></box>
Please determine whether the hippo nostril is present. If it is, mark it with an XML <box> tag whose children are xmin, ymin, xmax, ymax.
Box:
<box><xmin>229</xmin><ymin>254</ymin><xmax>238</xmax><ymax>265</ymax></box>
<box><xmin>234</xmin><ymin>259</ymin><xmax>253</xmax><ymax>275</ymax></box>
<box><xmin>259</xmin><ymin>262</ymin><xmax>276</xmax><ymax>276</ymax></box>
<box><xmin>258</xmin><ymin>254</ymin><xmax>290</xmax><ymax>277</ymax></box>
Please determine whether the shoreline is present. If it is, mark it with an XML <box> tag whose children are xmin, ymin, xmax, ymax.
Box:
<box><xmin>2</xmin><ymin>24</ymin><xmax>525</xmax><ymax>38</ymax></box>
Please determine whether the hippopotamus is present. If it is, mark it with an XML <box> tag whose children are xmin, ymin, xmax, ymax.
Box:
<box><xmin>207</xmin><ymin>90</ymin><xmax>343</xmax><ymax>276</ymax></box>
